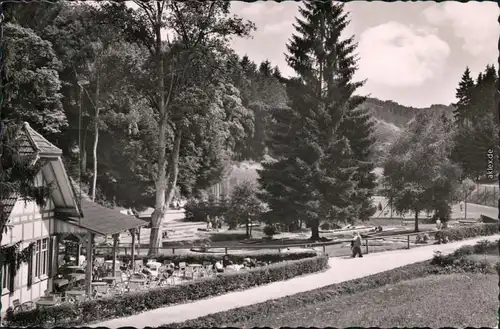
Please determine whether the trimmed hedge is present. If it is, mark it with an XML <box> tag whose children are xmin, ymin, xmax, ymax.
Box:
<box><xmin>115</xmin><ymin>250</ymin><xmax>319</xmax><ymax>266</ymax></box>
<box><xmin>440</xmin><ymin>223</ymin><xmax>498</xmax><ymax>241</ymax></box>
<box><xmin>6</xmin><ymin>254</ymin><xmax>328</xmax><ymax>327</ymax></box>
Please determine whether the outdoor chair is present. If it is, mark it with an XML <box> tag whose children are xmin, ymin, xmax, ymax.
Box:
<box><xmin>93</xmin><ymin>284</ymin><xmax>110</xmax><ymax>299</ymax></box>
<box><xmin>75</xmin><ymin>294</ymin><xmax>86</xmax><ymax>303</ymax></box>
<box><xmin>183</xmin><ymin>266</ymin><xmax>194</xmax><ymax>280</ymax></box>
<box><xmin>110</xmin><ymin>282</ymin><xmax>127</xmax><ymax>295</ymax></box>
<box><xmin>159</xmin><ymin>271</ymin><xmax>175</xmax><ymax>286</ymax></box>
<box><xmin>202</xmin><ymin>262</ymin><xmax>213</xmax><ymax>277</ymax></box>
<box><xmin>130</xmin><ymin>272</ymin><xmax>147</xmax><ymax>280</ymax></box>
<box><xmin>12</xmin><ymin>299</ymin><xmax>21</xmax><ymax>313</ymax></box>
<box><xmin>127</xmin><ymin>281</ymin><xmax>145</xmax><ymax>292</ymax></box>
<box><xmin>177</xmin><ymin>262</ymin><xmax>186</xmax><ymax>277</ymax></box>
<box><xmin>20</xmin><ymin>301</ymin><xmax>35</xmax><ymax>311</ymax></box>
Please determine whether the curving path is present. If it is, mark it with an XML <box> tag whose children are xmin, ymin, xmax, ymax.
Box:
<box><xmin>93</xmin><ymin>234</ymin><xmax>500</xmax><ymax>328</ymax></box>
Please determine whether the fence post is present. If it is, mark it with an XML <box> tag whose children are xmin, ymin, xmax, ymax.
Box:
<box><xmin>278</xmin><ymin>248</ymin><xmax>281</xmax><ymax>253</ymax></box>
<box><xmin>172</xmin><ymin>248</ymin><xmax>175</xmax><ymax>255</ymax></box>
<box><xmin>224</xmin><ymin>247</ymin><xmax>228</xmax><ymax>255</ymax></box>
<box><xmin>125</xmin><ymin>247</ymin><xmax>128</xmax><ymax>256</ymax></box>
<box><xmin>365</xmin><ymin>239</ymin><xmax>368</xmax><ymax>254</ymax></box>
<box><xmin>407</xmin><ymin>235</ymin><xmax>410</xmax><ymax>249</ymax></box>
<box><xmin>322</xmin><ymin>244</ymin><xmax>326</xmax><ymax>253</ymax></box>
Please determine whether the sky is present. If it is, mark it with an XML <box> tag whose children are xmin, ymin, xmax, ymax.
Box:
<box><xmin>228</xmin><ymin>1</ymin><xmax>499</xmax><ymax>108</ymax></box>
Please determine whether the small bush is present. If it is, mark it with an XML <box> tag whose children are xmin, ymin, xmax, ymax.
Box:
<box><xmin>184</xmin><ymin>198</ymin><xmax>208</xmax><ymax>222</ymax></box>
<box><xmin>320</xmin><ymin>222</ymin><xmax>331</xmax><ymax>230</ymax></box>
<box><xmin>263</xmin><ymin>225</ymin><xmax>278</xmax><ymax>237</ymax></box>
<box><xmin>209</xmin><ymin>232</ymin><xmax>248</xmax><ymax>242</ymax></box>
<box><xmin>7</xmin><ymin>255</ymin><xmax>329</xmax><ymax>327</ymax></box>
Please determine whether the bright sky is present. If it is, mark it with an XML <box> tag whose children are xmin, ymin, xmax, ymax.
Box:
<box><xmin>229</xmin><ymin>1</ymin><xmax>499</xmax><ymax>108</ymax></box>
<box><xmin>124</xmin><ymin>1</ymin><xmax>499</xmax><ymax>108</ymax></box>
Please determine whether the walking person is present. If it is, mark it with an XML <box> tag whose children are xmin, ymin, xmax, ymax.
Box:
<box><xmin>351</xmin><ymin>232</ymin><xmax>363</xmax><ymax>258</ymax></box>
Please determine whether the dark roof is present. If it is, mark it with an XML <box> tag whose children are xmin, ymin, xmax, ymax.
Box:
<box><xmin>0</xmin><ymin>194</ymin><xmax>18</xmax><ymax>221</ymax></box>
<box><xmin>68</xmin><ymin>199</ymin><xmax>147</xmax><ymax>236</ymax></box>
<box><xmin>19</xmin><ymin>122</ymin><xmax>62</xmax><ymax>157</ymax></box>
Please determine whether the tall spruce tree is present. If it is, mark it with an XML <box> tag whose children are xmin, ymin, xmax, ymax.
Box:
<box><xmin>338</xmin><ymin>96</ymin><xmax>376</xmax><ymax>221</ymax></box>
<box><xmin>259</xmin><ymin>2</ymin><xmax>367</xmax><ymax>239</ymax></box>
<box><xmin>453</xmin><ymin>67</ymin><xmax>475</xmax><ymax>124</ymax></box>
<box><xmin>452</xmin><ymin>64</ymin><xmax>500</xmax><ymax>179</ymax></box>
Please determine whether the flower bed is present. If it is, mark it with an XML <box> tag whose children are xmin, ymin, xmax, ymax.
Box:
<box><xmin>6</xmin><ymin>254</ymin><xmax>328</xmax><ymax>327</ymax></box>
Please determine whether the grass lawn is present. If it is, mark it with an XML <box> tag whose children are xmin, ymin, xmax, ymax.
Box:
<box><xmin>227</xmin><ymin>273</ymin><xmax>498</xmax><ymax>328</ymax></box>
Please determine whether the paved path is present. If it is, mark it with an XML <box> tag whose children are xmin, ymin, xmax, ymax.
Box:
<box><xmin>94</xmin><ymin>234</ymin><xmax>500</xmax><ymax>328</ymax></box>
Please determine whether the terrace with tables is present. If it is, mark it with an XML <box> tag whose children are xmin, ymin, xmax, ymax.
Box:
<box><xmin>10</xmin><ymin>242</ymin><xmax>263</xmax><ymax>314</ymax></box>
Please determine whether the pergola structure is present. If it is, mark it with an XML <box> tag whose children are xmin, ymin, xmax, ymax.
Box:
<box><xmin>56</xmin><ymin>199</ymin><xmax>147</xmax><ymax>295</ymax></box>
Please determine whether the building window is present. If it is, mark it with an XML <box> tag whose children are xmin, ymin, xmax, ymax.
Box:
<box><xmin>33</xmin><ymin>238</ymin><xmax>49</xmax><ymax>278</ymax></box>
<box><xmin>41</xmin><ymin>238</ymin><xmax>48</xmax><ymax>276</ymax></box>
<box><xmin>34</xmin><ymin>240</ymin><xmax>41</xmax><ymax>278</ymax></box>
<box><xmin>1</xmin><ymin>264</ymin><xmax>9</xmax><ymax>291</ymax></box>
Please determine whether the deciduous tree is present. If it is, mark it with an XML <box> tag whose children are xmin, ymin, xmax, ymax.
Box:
<box><xmin>382</xmin><ymin>112</ymin><xmax>461</xmax><ymax>232</ymax></box>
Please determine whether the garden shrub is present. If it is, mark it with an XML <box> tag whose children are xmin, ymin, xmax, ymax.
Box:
<box><xmin>431</xmin><ymin>239</ymin><xmax>498</xmax><ymax>273</ymax></box>
<box><xmin>184</xmin><ymin>198</ymin><xmax>208</xmax><ymax>222</ymax></box>
<box><xmin>263</xmin><ymin>225</ymin><xmax>278</xmax><ymax>237</ymax></box>
<box><xmin>440</xmin><ymin>223</ymin><xmax>497</xmax><ymax>241</ymax></box>
<box><xmin>320</xmin><ymin>222</ymin><xmax>331</xmax><ymax>230</ymax></box>
<box><xmin>6</xmin><ymin>255</ymin><xmax>328</xmax><ymax>327</ymax></box>
<box><xmin>209</xmin><ymin>232</ymin><xmax>248</xmax><ymax>242</ymax></box>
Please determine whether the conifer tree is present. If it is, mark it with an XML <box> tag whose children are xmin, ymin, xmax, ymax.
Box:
<box><xmin>452</xmin><ymin>67</ymin><xmax>475</xmax><ymax>124</ymax></box>
<box><xmin>259</xmin><ymin>2</ymin><xmax>368</xmax><ymax>239</ymax></box>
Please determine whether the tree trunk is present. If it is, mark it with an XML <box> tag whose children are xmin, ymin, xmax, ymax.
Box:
<box><xmin>414</xmin><ymin>211</ymin><xmax>419</xmax><ymax>232</ymax></box>
<box><xmin>245</xmin><ymin>220</ymin><xmax>250</xmax><ymax>239</ymax></box>
<box><xmin>149</xmin><ymin>13</ymin><xmax>167</xmax><ymax>257</ymax></box>
<box><xmin>81</xmin><ymin>130</ymin><xmax>87</xmax><ymax>174</ymax></box>
<box><xmin>91</xmin><ymin>115</ymin><xmax>99</xmax><ymax>202</ymax></box>
<box><xmin>165</xmin><ymin>130</ymin><xmax>182</xmax><ymax>208</ymax></box>
<box><xmin>91</xmin><ymin>55</ymin><xmax>101</xmax><ymax>202</ymax></box>
<box><xmin>310</xmin><ymin>221</ymin><xmax>320</xmax><ymax>240</ymax></box>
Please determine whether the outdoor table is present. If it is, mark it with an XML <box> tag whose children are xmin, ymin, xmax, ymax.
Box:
<box><xmin>66</xmin><ymin>265</ymin><xmax>84</xmax><ymax>271</ymax></box>
<box><xmin>65</xmin><ymin>290</ymin><xmax>86</xmax><ymax>297</ymax></box>
<box><xmin>53</xmin><ymin>279</ymin><xmax>69</xmax><ymax>287</ymax></box>
<box><xmin>91</xmin><ymin>281</ymin><xmax>108</xmax><ymax>286</ymax></box>
<box><xmin>189</xmin><ymin>264</ymin><xmax>203</xmax><ymax>268</ymax></box>
<box><xmin>70</xmin><ymin>273</ymin><xmax>86</xmax><ymax>281</ymax></box>
<box><xmin>36</xmin><ymin>299</ymin><xmax>58</xmax><ymax>308</ymax></box>
<box><xmin>102</xmin><ymin>277</ymin><xmax>117</xmax><ymax>284</ymax></box>
<box><xmin>129</xmin><ymin>278</ymin><xmax>146</xmax><ymax>284</ymax></box>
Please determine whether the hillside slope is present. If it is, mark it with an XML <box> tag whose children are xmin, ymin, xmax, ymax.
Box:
<box><xmin>362</xmin><ymin>98</ymin><xmax>455</xmax><ymax>163</ymax></box>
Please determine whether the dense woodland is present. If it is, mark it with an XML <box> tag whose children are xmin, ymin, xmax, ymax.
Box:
<box><xmin>1</xmin><ymin>1</ymin><xmax>498</xmax><ymax>251</ymax></box>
